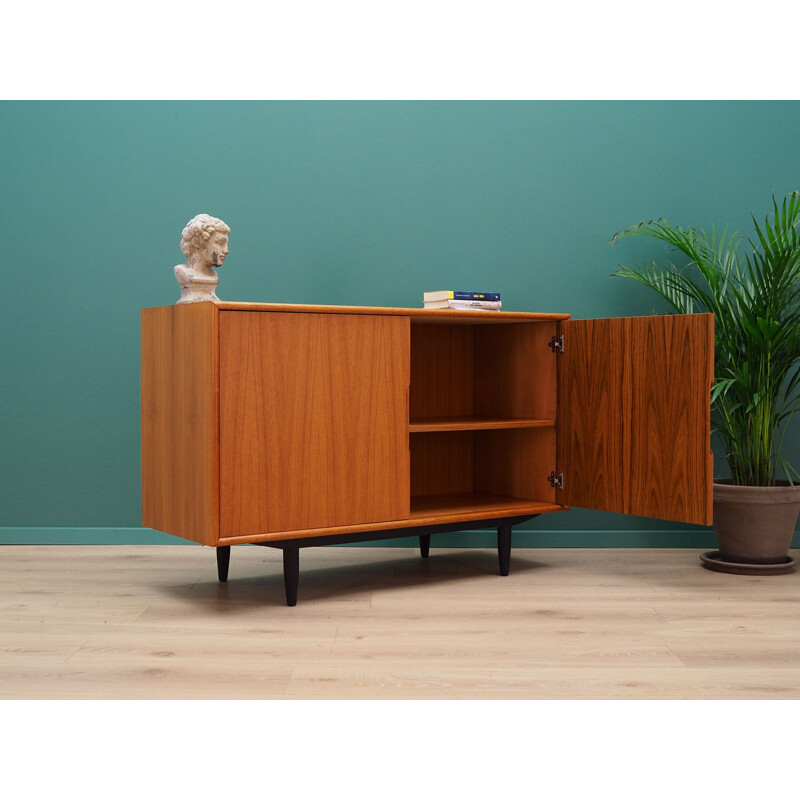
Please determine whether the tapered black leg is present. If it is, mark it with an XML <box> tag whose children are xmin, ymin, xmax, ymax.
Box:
<box><xmin>283</xmin><ymin>547</ymin><xmax>299</xmax><ymax>606</ymax></box>
<box><xmin>216</xmin><ymin>546</ymin><xmax>231</xmax><ymax>582</ymax></box>
<box><xmin>498</xmin><ymin>524</ymin><xmax>512</xmax><ymax>576</ymax></box>
<box><xmin>420</xmin><ymin>534</ymin><xmax>431</xmax><ymax>558</ymax></box>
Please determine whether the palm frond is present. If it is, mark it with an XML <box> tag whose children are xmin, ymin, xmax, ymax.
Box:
<box><xmin>611</xmin><ymin>263</ymin><xmax>697</xmax><ymax>313</ymax></box>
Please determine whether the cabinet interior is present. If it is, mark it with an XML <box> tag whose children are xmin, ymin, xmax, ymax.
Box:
<box><xmin>409</xmin><ymin>319</ymin><xmax>558</xmax><ymax>515</ymax></box>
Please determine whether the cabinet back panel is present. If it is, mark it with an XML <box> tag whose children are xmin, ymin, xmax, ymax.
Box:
<box><xmin>410</xmin><ymin>431</ymin><xmax>474</xmax><ymax>496</ymax></box>
<box><xmin>219</xmin><ymin>311</ymin><xmax>410</xmax><ymax>536</ymax></box>
<box><xmin>410</xmin><ymin>324</ymin><xmax>474</xmax><ymax>418</ymax></box>
<box><xmin>140</xmin><ymin>304</ymin><xmax>218</xmax><ymax>545</ymax></box>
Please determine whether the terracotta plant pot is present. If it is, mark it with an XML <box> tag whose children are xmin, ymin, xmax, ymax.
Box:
<box><xmin>713</xmin><ymin>479</ymin><xmax>800</xmax><ymax>564</ymax></box>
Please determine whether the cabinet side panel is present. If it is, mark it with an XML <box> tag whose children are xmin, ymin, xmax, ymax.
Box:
<box><xmin>474</xmin><ymin>322</ymin><xmax>557</xmax><ymax>419</ymax></box>
<box><xmin>141</xmin><ymin>304</ymin><xmax>218</xmax><ymax>545</ymax></box>
<box><xmin>220</xmin><ymin>312</ymin><xmax>410</xmax><ymax>536</ymax></box>
<box><xmin>474</xmin><ymin>428</ymin><xmax>556</xmax><ymax>503</ymax></box>
<box><xmin>626</xmin><ymin>314</ymin><xmax>713</xmax><ymax>526</ymax></box>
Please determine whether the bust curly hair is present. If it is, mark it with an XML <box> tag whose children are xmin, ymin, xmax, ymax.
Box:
<box><xmin>180</xmin><ymin>214</ymin><xmax>231</xmax><ymax>258</ymax></box>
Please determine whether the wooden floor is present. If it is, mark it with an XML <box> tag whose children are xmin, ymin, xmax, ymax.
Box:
<box><xmin>2</xmin><ymin>545</ymin><xmax>799</xmax><ymax>699</ymax></box>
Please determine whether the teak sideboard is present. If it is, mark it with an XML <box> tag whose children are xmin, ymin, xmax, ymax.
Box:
<box><xmin>141</xmin><ymin>302</ymin><xmax>714</xmax><ymax>605</ymax></box>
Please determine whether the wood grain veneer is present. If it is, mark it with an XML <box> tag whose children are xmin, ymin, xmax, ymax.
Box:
<box><xmin>217</xmin><ymin>496</ymin><xmax>564</xmax><ymax>545</ymax></box>
<box><xmin>216</xmin><ymin>301</ymin><xmax>571</xmax><ymax>323</ymax></box>
<box><xmin>141</xmin><ymin>303</ymin><xmax>218</xmax><ymax>545</ymax></box>
<box><xmin>409</xmin><ymin>417</ymin><xmax>555</xmax><ymax>432</ymax></box>
<box><xmin>474</xmin><ymin>428</ymin><xmax>556</xmax><ymax>504</ymax></box>
<box><xmin>409</xmin><ymin>493</ymin><xmax>559</xmax><ymax>518</ymax></box>
<box><xmin>219</xmin><ymin>311</ymin><xmax>410</xmax><ymax>537</ymax></box>
<box><xmin>626</xmin><ymin>314</ymin><xmax>714</xmax><ymax>525</ymax></box>
<box><xmin>410</xmin><ymin>323</ymin><xmax>474</xmax><ymax>419</ymax></box>
<box><xmin>557</xmin><ymin>317</ymin><xmax>628</xmax><ymax>516</ymax></box>
<box><xmin>559</xmin><ymin>314</ymin><xmax>713</xmax><ymax>526</ymax></box>
<box><xmin>474</xmin><ymin>322</ymin><xmax>558</xmax><ymax>419</ymax></box>
<box><xmin>410</xmin><ymin>431</ymin><xmax>473</xmax><ymax>497</ymax></box>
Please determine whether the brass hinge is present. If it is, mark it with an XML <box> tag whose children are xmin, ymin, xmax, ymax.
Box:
<box><xmin>549</xmin><ymin>334</ymin><xmax>564</xmax><ymax>353</ymax></box>
<box><xmin>548</xmin><ymin>471</ymin><xmax>564</xmax><ymax>490</ymax></box>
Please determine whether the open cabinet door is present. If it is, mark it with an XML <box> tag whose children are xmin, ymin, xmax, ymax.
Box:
<box><xmin>557</xmin><ymin>313</ymin><xmax>714</xmax><ymax>525</ymax></box>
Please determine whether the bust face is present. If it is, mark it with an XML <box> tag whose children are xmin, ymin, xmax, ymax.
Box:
<box><xmin>201</xmin><ymin>231</ymin><xmax>229</xmax><ymax>268</ymax></box>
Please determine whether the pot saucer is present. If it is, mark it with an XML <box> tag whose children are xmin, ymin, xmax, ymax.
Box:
<box><xmin>700</xmin><ymin>551</ymin><xmax>796</xmax><ymax>575</ymax></box>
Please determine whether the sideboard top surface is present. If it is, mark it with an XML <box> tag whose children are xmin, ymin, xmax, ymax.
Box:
<box><xmin>144</xmin><ymin>301</ymin><xmax>571</xmax><ymax>324</ymax></box>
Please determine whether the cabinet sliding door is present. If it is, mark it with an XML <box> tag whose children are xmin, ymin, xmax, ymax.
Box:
<box><xmin>219</xmin><ymin>311</ymin><xmax>410</xmax><ymax>537</ymax></box>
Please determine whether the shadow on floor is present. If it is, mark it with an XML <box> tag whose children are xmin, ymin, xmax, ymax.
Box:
<box><xmin>154</xmin><ymin>548</ymin><xmax>550</xmax><ymax>610</ymax></box>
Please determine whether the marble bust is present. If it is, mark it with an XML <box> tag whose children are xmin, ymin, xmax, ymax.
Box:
<box><xmin>174</xmin><ymin>214</ymin><xmax>230</xmax><ymax>304</ymax></box>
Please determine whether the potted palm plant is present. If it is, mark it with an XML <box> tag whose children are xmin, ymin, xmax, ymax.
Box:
<box><xmin>611</xmin><ymin>192</ymin><xmax>800</xmax><ymax>574</ymax></box>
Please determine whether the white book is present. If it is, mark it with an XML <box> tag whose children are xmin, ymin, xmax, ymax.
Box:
<box><xmin>423</xmin><ymin>299</ymin><xmax>450</xmax><ymax>308</ymax></box>
<box><xmin>424</xmin><ymin>299</ymin><xmax>502</xmax><ymax>310</ymax></box>
<box><xmin>423</xmin><ymin>290</ymin><xmax>454</xmax><ymax>302</ymax></box>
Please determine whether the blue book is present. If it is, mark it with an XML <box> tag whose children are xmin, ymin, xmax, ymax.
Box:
<box><xmin>424</xmin><ymin>290</ymin><xmax>501</xmax><ymax>302</ymax></box>
<box><xmin>453</xmin><ymin>291</ymin><xmax>501</xmax><ymax>301</ymax></box>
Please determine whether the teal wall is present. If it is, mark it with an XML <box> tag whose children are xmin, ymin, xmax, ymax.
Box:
<box><xmin>3</xmin><ymin>100</ymin><xmax>800</xmax><ymax>547</ymax></box>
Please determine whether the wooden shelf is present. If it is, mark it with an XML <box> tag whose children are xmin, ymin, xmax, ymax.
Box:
<box><xmin>409</xmin><ymin>416</ymin><xmax>555</xmax><ymax>433</ymax></box>
<box><xmin>410</xmin><ymin>492</ymin><xmax>563</xmax><ymax>520</ymax></box>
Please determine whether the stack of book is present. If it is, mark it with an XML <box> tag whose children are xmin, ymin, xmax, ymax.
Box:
<box><xmin>423</xmin><ymin>291</ymin><xmax>502</xmax><ymax>310</ymax></box>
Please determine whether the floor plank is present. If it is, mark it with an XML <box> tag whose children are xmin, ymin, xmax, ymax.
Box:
<box><xmin>1</xmin><ymin>545</ymin><xmax>798</xmax><ymax>699</ymax></box>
